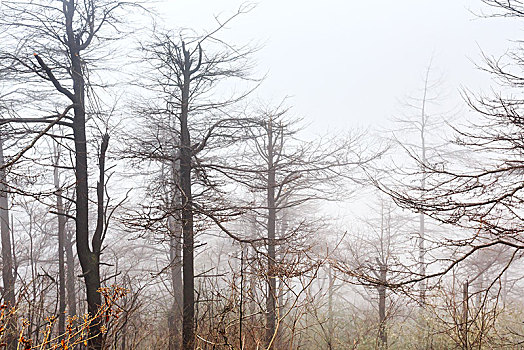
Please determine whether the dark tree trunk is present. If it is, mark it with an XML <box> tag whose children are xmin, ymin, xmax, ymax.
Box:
<box><xmin>72</xmin><ymin>82</ymin><xmax>103</xmax><ymax>350</ymax></box>
<box><xmin>0</xmin><ymin>136</ymin><xmax>16</xmax><ymax>350</ymax></box>
<box><xmin>3</xmin><ymin>1</ymin><xmax>119</xmax><ymax>348</ymax></box>
<box><xmin>265</xmin><ymin>120</ymin><xmax>277</xmax><ymax>348</ymax></box>
<box><xmin>63</xmin><ymin>3</ymin><xmax>106</xmax><ymax>347</ymax></box>
<box><xmin>462</xmin><ymin>280</ymin><xmax>469</xmax><ymax>350</ymax></box>
<box><xmin>180</xmin><ymin>44</ymin><xmax>195</xmax><ymax>350</ymax></box>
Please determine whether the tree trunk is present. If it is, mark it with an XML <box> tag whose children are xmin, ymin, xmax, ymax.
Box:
<box><xmin>64</xmin><ymin>4</ymin><xmax>104</xmax><ymax>344</ymax></box>
<box><xmin>378</xmin><ymin>263</ymin><xmax>387</xmax><ymax>348</ymax></box>
<box><xmin>277</xmin><ymin>209</ymin><xmax>288</xmax><ymax>309</ymax></box>
<box><xmin>65</xmin><ymin>229</ymin><xmax>77</xmax><ymax>317</ymax></box>
<box><xmin>168</xmin><ymin>151</ymin><xmax>183</xmax><ymax>350</ymax></box>
<box><xmin>327</xmin><ymin>267</ymin><xmax>334</xmax><ymax>350</ymax></box>
<box><xmin>462</xmin><ymin>280</ymin><xmax>469</xmax><ymax>350</ymax></box>
<box><xmin>14</xmin><ymin>2</ymin><xmax>113</xmax><ymax>348</ymax></box>
<box><xmin>0</xmin><ymin>136</ymin><xmax>16</xmax><ymax>350</ymax></box>
<box><xmin>180</xmin><ymin>44</ymin><xmax>195</xmax><ymax>350</ymax></box>
<box><xmin>168</xmin><ymin>214</ymin><xmax>183</xmax><ymax>349</ymax></box>
<box><xmin>54</xmin><ymin>153</ymin><xmax>67</xmax><ymax>337</ymax></box>
<box><xmin>419</xmin><ymin>65</ymin><xmax>429</xmax><ymax>305</ymax></box>
<box><xmin>265</xmin><ymin>120</ymin><xmax>277</xmax><ymax>348</ymax></box>
<box><xmin>72</xmin><ymin>83</ymin><xmax>103</xmax><ymax>350</ymax></box>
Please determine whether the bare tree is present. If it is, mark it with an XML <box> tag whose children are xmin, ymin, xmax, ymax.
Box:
<box><xmin>126</xmin><ymin>7</ymin><xmax>257</xmax><ymax>348</ymax></box>
<box><xmin>220</xmin><ymin>104</ymin><xmax>380</xmax><ymax>348</ymax></box>
<box><xmin>367</xmin><ymin>7</ymin><xmax>524</xmax><ymax>346</ymax></box>
<box><xmin>334</xmin><ymin>196</ymin><xmax>413</xmax><ymax>348</ymax></box>
<box><xmin>389</xmin><ymin>59</ymin><xmax>456</xmax><ymax>306</ymax></box>
<box><xmin>0</xmin><ymin>1</ymin><xmax>132</xmax><ymax>347</ymax></box>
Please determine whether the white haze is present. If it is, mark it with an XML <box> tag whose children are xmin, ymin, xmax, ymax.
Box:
<box><xmin>158</xmin><ymin>0</ymin><xmax>521</xmax><ymax>132</ymax></box>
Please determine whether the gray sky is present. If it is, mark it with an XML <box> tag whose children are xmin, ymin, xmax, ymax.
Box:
<box><xmin>159</xmin><ymin>0</ymin><xmax>521</xmax><ymax>132</ymax></box>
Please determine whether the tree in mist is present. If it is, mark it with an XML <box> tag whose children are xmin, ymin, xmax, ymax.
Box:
<box><xmin>335</xmin><ymin>196</ymin><xmax>413</xmax><ymax>348</ymax></box>
<box><xmin>223</xmin><ymin>104</ymin><xmax>380</xmax><ymax>348</ymax></box>
<box><xmin>0</xmin><ymin>0</ymin><xmax>131</xmax><ymax>347</ymax></box>
<box><xmin>372</xmin><ymin>3</ymin><xmax>524</xmax><ymax>344</ymax></box>
<box><xmin>3</xmin><ymin>1</ymin><xmax>524</xmax><ymax>349</ymax></box>
<box><xmin>392</xmin><ymin>60</ymin><xmax>450</xmax><ymax>305</ymax></box>
<box><xmin>125</xmin><ymin>136</ymin><xmax>184</xmax><ymax>348</ymax></box>
<box><xmin>126</xmin><ymin>8</ymin><xmax>257</xmax><ymax>348</ymax></box>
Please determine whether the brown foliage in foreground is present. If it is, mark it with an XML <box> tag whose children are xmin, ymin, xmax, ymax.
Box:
<box><xmin>0</xmin><ymin>286</ymin><xmax>126</xmax><ymax>349</ymax></box>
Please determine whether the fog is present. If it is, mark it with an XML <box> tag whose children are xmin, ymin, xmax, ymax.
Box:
<box><xmin>1</xmin><ymin>1</ymin><xmax>524</xmax><ymax>349</ymax></box>
<box><xmin>161</xmin><ymin>0</ymin><xmax>520</xmax><ymax>129</ymax></box>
